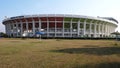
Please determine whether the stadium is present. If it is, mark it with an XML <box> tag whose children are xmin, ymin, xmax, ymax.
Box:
<box><xmin>2</xmin><ymin>14</ymin><xmax>118</xmax><ymax>38</ymax></box>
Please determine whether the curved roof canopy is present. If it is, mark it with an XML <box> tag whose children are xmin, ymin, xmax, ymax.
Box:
<box><xmin>98</xmin><ymin>17</ymin><xmax>118</xmax><ymax>23</ymax></box>
<box><xmin>2</xmin><ymin>14</ymin><xmax>118</xmax><ymax>25</ymax></box>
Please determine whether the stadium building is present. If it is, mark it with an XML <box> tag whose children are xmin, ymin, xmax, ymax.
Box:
<box><xmin>2</xmin><ymin>14</ymin><xmax>118</xmax><ymax>38</ymax></box>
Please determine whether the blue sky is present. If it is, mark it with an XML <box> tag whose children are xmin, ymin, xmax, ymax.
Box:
<box><xmin>0</xmin><ymin>0</ymin><xmax>120</xmax><ymax>32</ymax></box>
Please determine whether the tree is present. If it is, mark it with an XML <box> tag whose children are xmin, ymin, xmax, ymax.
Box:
<box><xmin>0</xmin><ymin>32</ymin><xmax>8</xmax><ymax>37</ymax></box>
<box><xmin>111</xmin><ymin>31</ymin><xmax>120</xmax><ymax>41</ymax></box>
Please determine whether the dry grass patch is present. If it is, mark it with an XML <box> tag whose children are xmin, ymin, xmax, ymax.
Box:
<box><xmin>0</xmin><ymin>38</ymin><xmax>120</xmax><ymax>68</ymax></box>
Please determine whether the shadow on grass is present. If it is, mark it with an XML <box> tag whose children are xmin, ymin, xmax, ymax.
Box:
<box><xmin>51</xmin><ymin>47</ymin><xmax>120</xmax><ymax>55</ymax></box>
<box><xmin>73</xmin><ymin>62</ymin><xmax>120</xmax><ymax>68</ymax></box>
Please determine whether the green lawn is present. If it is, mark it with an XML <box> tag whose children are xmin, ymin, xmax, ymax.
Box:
<box><xmin>0</xmin><ymin>38</ymin><xmax>120</xmax><ymax>68</ymax></box>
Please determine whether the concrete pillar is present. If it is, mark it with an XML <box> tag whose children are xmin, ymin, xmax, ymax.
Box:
<box><xmin>94</xmin><ymin>22</ymin><xmax>97</xmax><ymax>37</ymax></box>
<box><xmin>20</xmin><ymin>20</ymin><xmax>23</xmax><ymax>37</ymax></box>
<box><xmin>15</xmin><ymin>21</ymin><xmax>19</xmax><ymax>37</ymax></box>
<box><xmin>12</xmin><ymin>22</ymin><xmax>15</xmax><ymax>37</ymax></box>
<box><xmin>106</xmin><ymin>24</ymin><xmax>108</xmax><ymax>36</ymax></box>
<box><xmin>25</xmin><ymin>19</ymin><xmax>28</xmax><ymax>37</ymax></box>
<box><xmin>103</xmin><ymin>23</ymin><xmax>106</xmax><ymax>37</ymax></box>
<box><xmin>108</xmin><ymin>24</ymin><xmax>110</xmax><ymax>36</ymax></box>
<box><xmin>110</xmin><ymin>24</ymin><xmax>112</xmax><ymax>37</ymax></box>
<box><xmin>47</xmin><ymin>17</ymin><xmax>49</xmax><ymax>37</ymax></box>
<box><xmin>98</xmin><ymin>22</ymin><xmax>101</xmax><ymax>37</ymax></box>
<box><xmin>8</xmin><ymin>23</ymin><xmax>11</xmax><ymax>37</ymax></box>
<box><xmin>32</xmin><ymin>18</ymin><xmax>35</xmax><ymax>36</ymax></box>
<box><xmin>102</xmin><ymin>23</ymin><xmax>104</xmax><ymax>37</ymax></box>
<box><xmin>10</xmin><ymin>22</ymin><xmax>13</xmax><ymax>37</ymax></box>
<box><xmin>77</xmin><ymin>20</ymin><xmax>80</xmax><ymax>37</ymax></box>
<box><xmin>55</xmin><ymin>18</ymin><xmax>56</xmax><ymax>37</ymax></box>
<box><xmin>38</xmin><ymin>18</ymin><xmax>41</xmax><ymax>32</ymax></box>
<box><xmin>70</xmin><ymin>18</ymin><xmax>73</xmax><ymax>37</ymax></box>
<box><xmin>89</xmin><ymin>20</ymin><xmax>93</xmax><ymax>37</ymax></box>
<box><xmin>5</xmin><ymin>24</ymin><xmax>8</xmax><ymax>36</ymax></box>
<box><xmin>62</xmin><ymin>18</ymin><xmax>64</xmax><ymax>37</ymax></box>
<box><xmin>83</xmin><ymin>19</ymin><xmax>87</xmax><ymax>36</ymax></box>
<box><xmin>104</xmin><ymin>23</ymin><xmax>106</xmax><ymax>37</ymax></box>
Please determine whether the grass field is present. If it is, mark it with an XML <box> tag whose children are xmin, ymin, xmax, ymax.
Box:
<box><xmin>0</xmin><ymin>38</ymin><xmax>120</xmax><ymax>68</ymax></box>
